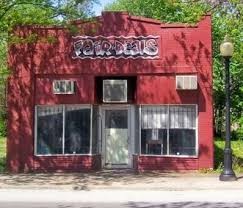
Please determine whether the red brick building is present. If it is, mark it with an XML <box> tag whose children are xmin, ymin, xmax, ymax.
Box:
<box><xmin>7</xmin><ymin>12</ymin><xmax>213</xmax><ymax>172</ymax></box>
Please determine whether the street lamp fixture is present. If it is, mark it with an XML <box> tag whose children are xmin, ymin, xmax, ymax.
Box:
<box><xmin>219</xmin><ymin>35</ymin><xmax>237</xmax><ymax>181</ymax></box>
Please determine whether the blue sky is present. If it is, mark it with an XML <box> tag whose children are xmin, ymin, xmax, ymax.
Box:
<box><xmin>93</xmin><ymin>0</ymin><xmax>116</xmax><ymax>15</ymax></box>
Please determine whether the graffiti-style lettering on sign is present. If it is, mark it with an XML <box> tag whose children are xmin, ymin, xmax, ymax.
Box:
<box><xmin>72</xmin><ymin>35</ymin><xmax>159</xmax><ymax>59</ymax></box>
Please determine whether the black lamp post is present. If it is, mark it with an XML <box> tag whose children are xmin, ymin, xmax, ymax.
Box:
<box><xmin>219</xmin><ymin>36</ymin><xmax>237</xmax><ymax>181</ymax></box>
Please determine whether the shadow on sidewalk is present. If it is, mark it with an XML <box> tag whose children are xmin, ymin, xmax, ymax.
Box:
<box><xmin>0</xmin><ymin>169</ymin><xmax>183</xmax><ymax>188</ymax></box>
<box><xmin>1</xmin><ymin>202</ymin><xmax>243</xmax><ymax>208</ymax></box>
<box><xmin>237</xmin><ymin>176</ymin><xmax>243</xmax><ymax>180</ymax></box>
<box><xmin>126</xmin><ymin>202</ymin><xmax>243</xmax><ymax>208</ymax></box>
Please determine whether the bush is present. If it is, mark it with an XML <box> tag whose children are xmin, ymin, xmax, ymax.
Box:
<box><xmin>214</xmin><ymin>140</ymin><xmax>243</xmax><ymax>173</ymax></box>
<box><xmin>232</xmin><ymin>129</ymin><xmax>243</xmax><ymax>141</ymax></box>
<box><xmin>0</xmin><ymin>106</ymin><xmax>7</xmax><ymax>137</ymax></box>
<box><xmin>0</xmin><ymin>137</ymin><xmax>6</xmax><ymax>172</ymax></box>
<box><xmin>0</xmin><ymin>119</ymin><xmax>6</xmax><ymax>137</ymax></box>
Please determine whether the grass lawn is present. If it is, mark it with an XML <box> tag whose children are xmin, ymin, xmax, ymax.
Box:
<box><xmin>0</xmin><ymin>136</ymin><xmax>6</xmax><ymax>172</ymax></box>
<box><xmin>214</xmin><ymin>139</ymin><xmax>243</xmax><ymax>173</ymax></box>
<box><xmin>0</xmin><ymin>137</ymin><xmax>242</xmax><ymax>173</ymax></box>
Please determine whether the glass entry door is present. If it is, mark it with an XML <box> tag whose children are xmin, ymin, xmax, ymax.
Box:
<box><xmin>103</xmin><ymin>108</ymin><xmax>130</xmax><ymax>168</ymax></box>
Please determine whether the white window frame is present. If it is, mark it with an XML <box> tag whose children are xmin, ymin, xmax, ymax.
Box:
<box><xmin>139</xmin><ymin>104</ymin><xmax>198</xmax><ymax>158</ymax></box>
<box><xmin>34</xmin><ymin>104</ymin><xmax>93</xmax><ymax>156</ymax></box>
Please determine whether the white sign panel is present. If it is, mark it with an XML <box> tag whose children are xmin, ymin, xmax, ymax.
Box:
<box><xmin>72</xmin><ymin>35</ymin><xmax>159</xmax><ymax>59</ymax></box>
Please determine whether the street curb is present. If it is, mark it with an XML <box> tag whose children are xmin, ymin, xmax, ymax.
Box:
<box><xmin>0</xmin><ymin>184</ymin><xmax>243</xmax><ymax>191</ymax></box>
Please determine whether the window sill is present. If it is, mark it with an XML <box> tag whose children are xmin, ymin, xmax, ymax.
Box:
<box><xmin>139</xmin><ymin>154</ymin><xmax>198</xmax><ymax>158</ymax></box>
<box><xmin>34</xmin><ymin>153</ymin><xmax>100</xmax><ymax>157</ymax></box>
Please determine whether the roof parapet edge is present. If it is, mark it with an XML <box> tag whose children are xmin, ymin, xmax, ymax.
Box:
<box><xmin>127</xmin><ymin>15</ymin><xmax>162</xmax><ymax>25</ymax></box>
<box><xmin>160</xmin><ymin>23</ymin><xmax>199</xmax><ymax>28</ymax></box>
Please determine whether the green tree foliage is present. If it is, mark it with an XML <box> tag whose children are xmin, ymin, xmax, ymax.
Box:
<box><xmin>0</xmin><ymin>0</ymin><xmax>97</xmax><ymax>136</ymax></box>
<box><xmin>107</xmin><ymin>0</ymin><xmax>207</xmax><ymax>23</ymax></box>
<box><xmin>107</xmin><ymin>0</ymin><xmax>243</xmax><ymax>137</ymax></box>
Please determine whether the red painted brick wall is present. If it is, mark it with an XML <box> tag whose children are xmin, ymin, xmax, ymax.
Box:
<box><xmin>32</xmin><ymin>155</ymin><xmax>101</xmax><ymax>172</ymax></box>
<box><xmin>35</xmin><ymin>75</ymin><xmax>94</xmax><ymax>105</ymax></box>
<box><xmin>7</xmin><ymin>12</ymin><xmax>213</xmax><ymax>172</ymax></box>
<box><xmin>138</xmin><ymin>156</ymin><xmax>199</xmax><ymax>171</ymax></box>
<box><xmin>137</xmin><ymin>75</ymin><xmax>198</xmax><ymax>104</ymax></box>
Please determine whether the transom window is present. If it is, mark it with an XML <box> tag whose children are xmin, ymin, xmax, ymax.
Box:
<box><xmin>141</xmin><ymin>105</ymin><xmax>197</xmax><ymax>156</ymax></box>
<box><xmin>35</xmin><ymin>105</ymin><xmax>91</xmax><ymax>155</ymax></box>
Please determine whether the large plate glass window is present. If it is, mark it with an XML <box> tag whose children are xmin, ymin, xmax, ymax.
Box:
<box><xmin>141</xmin><ymin>106</ymin><xmax>167</xmax><ymax>155</ymax></box>
<box><xmin>140</xmin><ymin>105</ymin><xmax>197</xmax><ymax>156</ymax></box>
<box><xmin>36</xmin><ymin>106</ymin><xmax>63</xmax><ymax>155</ymax></box>
<box><xmin>169</xmin><ymin>106</ymin><xmax>196</xmax><ymax>156</ymax></box>
<box><xmin>36</xmin><ymin>105</ymin><xmax>91</xmax><ymax>155</ymax></box>
<box><xmin>65</xmin><ymin>106</ymin><xmax>90</xmax><ymax>154</ymax></box>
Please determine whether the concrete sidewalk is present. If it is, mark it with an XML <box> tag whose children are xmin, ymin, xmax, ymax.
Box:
<box><xmin>0</xmin><ymin>170</ymin><xmax>242</xmax><ymax>191</ymax></box>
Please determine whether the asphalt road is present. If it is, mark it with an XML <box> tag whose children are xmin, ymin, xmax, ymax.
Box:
<box><xmin>0</xmin><ymin>189</ymin><xmax>243</xmax><ymax>208</ymax></box>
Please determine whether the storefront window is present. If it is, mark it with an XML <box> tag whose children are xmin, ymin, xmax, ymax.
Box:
<box><xmin>65</xmin><ymin>106</ymin><xmax>90</xmax><ymax>154</ymax></box>
<box><xmin>36</xmin><ymin>105</ymin><xmax>91</xmax><ymax>155</ymax></box>
<box><xmin>141</xmin><ymin>106</ymin><xmax>167</xmax><ymax>155</ymax></box>
<box><xmin>141</xmin><ymin>105</ymin><xmax>197</xmax><ymax>156</ymax></box>
<box><xmin>169</xmin><ymin>106</ymin><xmax>196</xmax><ymax>156</ymax></box>
<box><xmin>36</xmin><ymin>106</ymin><xmax>63</xmax><ymax>155</ymax></box>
